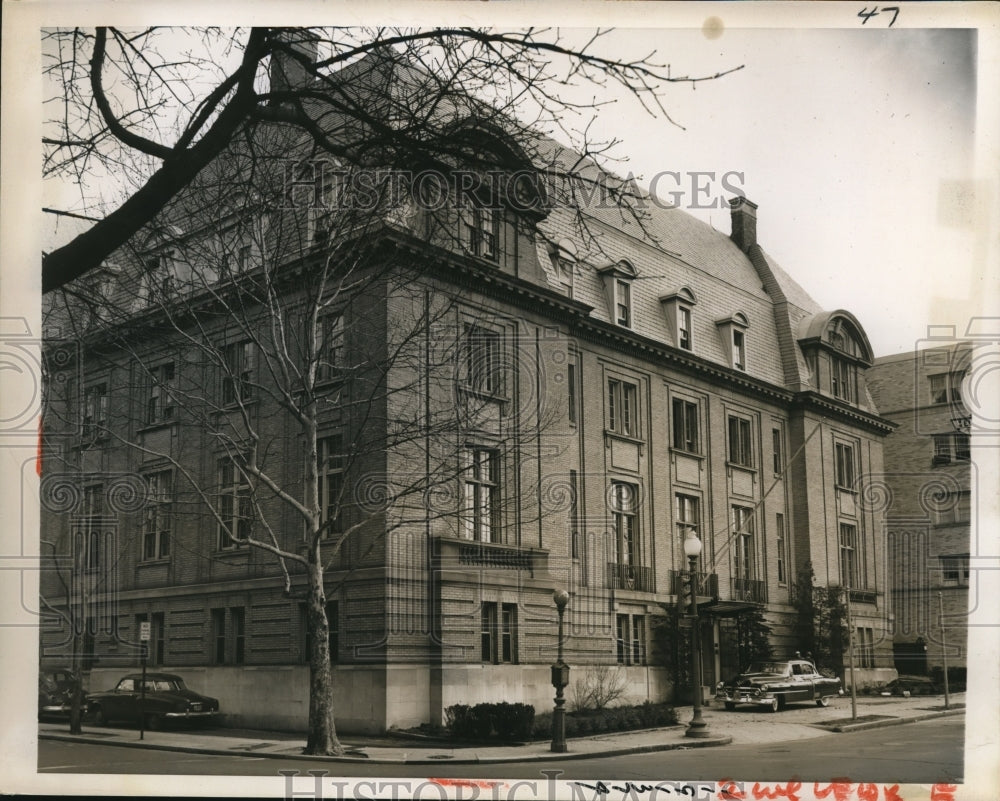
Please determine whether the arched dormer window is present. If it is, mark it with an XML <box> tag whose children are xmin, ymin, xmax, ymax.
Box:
<box><xmin>798</xmin><ymin>311</ymin><xmax>874</xmax><ymax>404</ymax></box>
<box><xmin>660</xmin><ymin>286</ymin><xmax>697</xmax><ymax>352</ymax></box>
<box><xmin>596</xmin><ymin>259</ymin><xmax>637</xmax><ymax>328</ymax></box>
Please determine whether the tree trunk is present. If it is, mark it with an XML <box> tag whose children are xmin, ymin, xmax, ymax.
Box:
<box><xmin>303</xmin><ymin>559</ymin><xmax>344</xmax><ymax>756</ymax></box>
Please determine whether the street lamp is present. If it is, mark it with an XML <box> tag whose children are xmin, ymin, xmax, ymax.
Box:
<box><xmin>683</xmin><ymin>532</ymin><xmax>711</xmax><ymax>738</ymax></box>
<box><xmin>551</xmin><ymin>588</ymin><xmax>570</xmax><ymax>753</ymax></box>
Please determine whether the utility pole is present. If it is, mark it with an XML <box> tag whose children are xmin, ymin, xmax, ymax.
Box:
<box><xmin>845</xmin><ymin>587</ymin><xmax>857</xmax><ymax>721</ymax></box>
<box><xmin>939</xmin><ymin>592</ymin><xmax>950</xmax><ymax>710</ymax></box>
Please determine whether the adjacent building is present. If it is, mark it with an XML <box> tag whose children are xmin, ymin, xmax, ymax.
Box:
<box><xmin>40</xmin><ymin>53</ymin><xmax>897</xmax><ymax>733</ymax></box>
<box><xmin>868</xmin><ymin>344</ymin><xmax>972</xmax><ymax>676</ymax></box>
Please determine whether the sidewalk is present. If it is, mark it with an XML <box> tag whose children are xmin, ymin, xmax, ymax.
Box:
<box><xmin>39</xmin><ymin>692</ymin><xmax>965</xmax><ymax>765</ymax></box>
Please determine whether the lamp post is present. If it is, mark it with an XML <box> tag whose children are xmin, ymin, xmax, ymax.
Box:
<box><xmin>551</xmin><ymin>589</ymin><xmax>570</xmax><ymax>753</ymax></box>
<box><xmin>684</xmin><ymin>533</ymin><xmax>710</xmax><ymax>738</ymax></box>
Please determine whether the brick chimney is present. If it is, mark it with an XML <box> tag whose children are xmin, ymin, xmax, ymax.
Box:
<box><xmin>729</xmin><ymin>196</ymin><xmax>758</xmax><ymax>253</ymax></box>
<box><xmin>269</xmin><ymin>29</ymin><xmax>320</xmax><ymax>96</ymax></box>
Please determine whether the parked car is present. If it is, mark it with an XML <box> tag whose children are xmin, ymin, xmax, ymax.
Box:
<box><xmin>880</xmin><ymin>675</ymin><xmax>939</xmax><ymax>697</ymax></box>
<box><xmin>716</xmin><ymin>659</ymin><xmax>843</xmax><ymax>712</ymax></box>
<box><xmin>86</xmin><ymin>673</ymin><xmax>220</xmax><ymax>729</ymax></box>
<box><xmin>39</xmin><ymin>667</ymin><xmax>77</xmax><ymax>718</ymax></box>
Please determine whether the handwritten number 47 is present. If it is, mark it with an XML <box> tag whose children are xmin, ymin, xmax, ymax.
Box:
<box><xmin>858</xmin><ymin>7</ymin><xmax>900</xmax><ymax>27</ymax></box>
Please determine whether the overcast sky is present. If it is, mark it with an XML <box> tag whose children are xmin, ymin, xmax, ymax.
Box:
<box><xmin>550</xmin><ymin>25</ymin><xmax>983</xmax><ymax>357</ymax></box>
<box><xmin>32</xmin><ymin>8</ymin><xmax>995</xmax><ymax>359</ymax></box>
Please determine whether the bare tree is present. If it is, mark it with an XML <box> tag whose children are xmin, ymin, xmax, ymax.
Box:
<box><xmin>42</xmin><ymin>26</ymin><xmax>741</xmax><ymax>292</ymax></box>
<box><xmin>42</xmin><ymin>110</ymin><xmax>571</xmax><ymax>752</ymax></box>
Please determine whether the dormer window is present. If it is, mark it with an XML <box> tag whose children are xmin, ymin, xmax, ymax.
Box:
<box><xmin>660</xmin><ymin>287</ymin><xmax>697</xmax><ymax>352</ymax></box>
<box><xmin>615</xmin><ymin>280</ymin><xmax>632</xmax><ymax>327</ymax></box>
<box><xmin>597</xmin><ymin>259</ymin><xmax>637</xmax><ymax>330</ymax></box>
<box><xmin>733</xmin><ymin>329</ymin><xmax>746</xmax><ymax>371</ymax></box>
<box><xmin>716</xmin><ymin>312</ymin><xmax>749</xmax><ymax>371</ymax></box>
<box><xmin>799</xmin><ymin>312</ymin><xmax>874</xmax><ymax>406</ymax></box>
<box><xmin>679</xmin><ymin>307</ymin><xmax>692</xmax><ymax>350</ymax></box>
<box><xmin>460</xmin><ymin>204</ymin><xmax>499</xmax><ymax>262</ymax></box>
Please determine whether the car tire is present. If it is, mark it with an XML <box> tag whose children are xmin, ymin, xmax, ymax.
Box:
<box><xmin>724</xmin><ymin>702</ymin><xmax>736</xmax><ymax>711</ymax></box>
<box><xmin>93</xmin><ymin>706</ymin><xmax>108</xmax><ymax>726</ymax></box>
<box><xmin>145</xmin><ymin>713</ymin><xmax>163</xmax><ymax>731</ymax></box>
<box><xmin>816</xmin><ymin>695</ymin><xmax>830</xmax><ymax>708</ymax></box>
<box><xmin>768</xmin><ymin>698</ymin><xmax>779</xmax><ymax>713</ymax></box>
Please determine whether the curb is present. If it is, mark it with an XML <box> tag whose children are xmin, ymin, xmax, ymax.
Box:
<box><xmin>822</xmin><ymin>706</ymin><xmax>965</xmax><ymax>734</ymax></box>
<box><xmin>38</xmin><ymin>731</ymin><xmax>732</xmax><ymax>765</ymax></box>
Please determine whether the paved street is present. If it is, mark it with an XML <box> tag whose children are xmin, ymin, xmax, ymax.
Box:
<box><xmin>39</xmin><ymin>717</ymin><xmax>964</xmax><ymax>784</ymax></box>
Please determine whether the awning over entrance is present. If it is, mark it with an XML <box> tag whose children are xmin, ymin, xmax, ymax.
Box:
<box><xmin>699</xmin><ymin>599</ymin><xmax>762</xmax><ymax>618</ymax></box>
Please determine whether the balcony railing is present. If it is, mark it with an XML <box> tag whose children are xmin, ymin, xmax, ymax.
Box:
<box><xmin>730</xmin><ymin>577</ymin><xmax>767</xmax><ymax>604</ymax></box>
<box><xmin>606</xmin><ymin>562</ymin><xmax>654</xmax><ymax>593</ymax></box>
<box><xmin>432</xmin><ymin>536</ymin><xmax>543</xmax><ymax>573</ymax></box>
<box><xmin>669</xmin><ymin>570</ymin><xmax>719</xmax><ymax>600</ymax></box>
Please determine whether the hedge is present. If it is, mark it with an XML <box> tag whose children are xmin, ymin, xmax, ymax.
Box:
<box><xmin>532</xmin><ymin>701</ymin><xmax>678</xmax><ymax>740</ymax></box>
<box><xmin>444</xmin><ymin>702</ymin><xmax>535</xmax><ymax>742</ymax></box>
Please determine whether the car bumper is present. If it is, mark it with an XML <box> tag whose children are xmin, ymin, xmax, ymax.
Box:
<box><xmin>164</xmin><ymin>710</ymin><xmax>219</xmax><ymax>719</ymax></box>
<box><xmin>716</xmin><ymin>693</ymin><xmax>777</xmax><ymax>708</ymax></box>
<box><xmin>40</xmin><ymin>704</ymin><xmax>71</xmax><ymax>714</ymax></box>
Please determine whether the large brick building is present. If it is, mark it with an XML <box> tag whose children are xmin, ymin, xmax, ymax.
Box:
<box><xmin>40</xmin><ymin>53</ymin><xmax>897</xmax><ymax>733</ymax></box>
<box><xmin>868</xmin><ymin>344</ymin><xmax>973</xmax><ymax>675</ymax></box>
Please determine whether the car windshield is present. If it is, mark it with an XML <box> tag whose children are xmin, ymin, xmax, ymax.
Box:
<box><xmin>746</xmin><ymin>662</ymin><xmax>789</xmax><ymax>675</ymax></box>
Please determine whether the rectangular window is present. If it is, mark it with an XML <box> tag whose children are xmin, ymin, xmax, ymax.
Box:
<box><xmin>211</xmin><ymin>608</ymin><xmax>226</xmax><ymax>664</ymax></box>
<box><xmin>607</xmin><ymin>379</ymin><xmax>638</xmax><ymax>437</ymax></box>
<box><xmin>732</xmin><ymin>506</ymin><xmax>756</xmax><ymax>582</ymax></box>
<box><xmin>317</xmin><ymin>435</ymin><xmax>344</xmax><ymax>535</ymax></box>
<box><xmin>955</xmin><ymin>433</ymin><xmax>971</xmax><ymax>461</ymax></box>
<box><xmin>500</xmin><ymin>603</ymin><xmax>516</xmax><ymax>663</ymax></box>
<box><xmin>146</xmin><ymin>363</ymin><xmax>176</xmax><ymax>425</ymax></box>
<box><xmin>676</xmin><ymin>494</ymin><xmax>700</xmax><ymax>542</ymax></box>
<box><xmin>832</xmin><ymin>357</ymin><xmax>855</xmax><ymax>402</ymax></box>
<box><xmin>218</xmin><ymin>458</ymin><xmax>251</xmax><ymax>549</ymax></box>
<box><xmin>672</xmin><ymin>398</ymin><xmax>699</xmax><ymax>453</ymax></box>
<box><xmin>481</xmin><ymin>603</ymin><xmax>496</xmax><ymax>662</ymax></box>
<box><xmin>611</xmin><ymin>482</ymin><xmax>638</xmax><ymax>566</ymax></box>
<box><xmin>82</xmin><ymin>383</ymin><xmax>109</xmax><ymax>439</ymax></box>
<box><xmin>567</xmin><ymin>361</ymin><xmax>577</xmax><ymax>424</ymax></box>
<box><xmin>839</xmin><ymin>522</ymin><xmax>859</xmax><ymax>589</ymax></box>
<box><xmin>732</xmin><ymin>329</ymin><xmax>746</xmax><ymax>371</ymax></box>
<box><xmin>480</xmin><ymin>602</ymin><xmax>515</xmax><ymax>664</ymax></box>
<box><xmin>727</xmin><ymin>415</ymin><xmax>753</xmax><ymax>467</ymax></box>
<box><xmin>835</xmin><ymin>442</ymin><xmax>855</xmax><ymax>489</ymax></box>
<box><xmin>463</xmin><ymin>448</ymin><xmax>499</xmax><ymax>542</ymax></box>
<box><xmin>237</xmin><ymin>244</ymin><xmax>251</xmax><ymax>271</ymax></box>
<box><xmin>615</xmin><ymin>614</ymin><xmax>646</xmax><ymax>666</ymax></box>
<box><xmin>772</xmin><ymin>428</ymin><xmax>784</xmax><ymax>474</ymax></box>
<box><xmin>615</xmin><ymin>280</ymin><xmax>631</xmax><ymax>327</ymax></box>
<box><xmin>221</xmin><ymin>341</ymin><xmax>255</xmax><ymax>405</ymax></box>
<box><xmin>461</xmin><ymin>206</ymin><xmax>499</xmax><ymax>261</ymax></box>
<box><xmin>678</xmin><ymin>307</ymin><xmax>692</xmax><ymax>350</ymax></box>
<box><xmin>929</xmin><ymin>372</ymin><xmax>964</xmax><ymax>405</ymax></box>
<box><xmin>231</xmin><ymin>606</ymin><xmax>245</xmax><ymax>665</ymax></box>
<box><xmin>934</xmin><ymin>492</ymin><xmax>971</xmax><ymax>525</ymax></box>
<box><xmin>856</xmin><ymin>627</ymin><xmax>875</xmax><ymax>669</ymax></box>
<box><xmin>464</xmin><ymin>324</ymin><xmax>502</xmax><ymax>395</ymax></box>
<box><xmin>316</xmin><ymin>315</ymin><xmax>343</xmax><ymax>382</ymax></box>
<box><xmin>776</xmin><ymin>513</ymin><xmax>787</xmax><ymax>585</ymax></box>
<box><xmin>142</xmin><ymin>471</ymin><xmax>172</xmax><ymax>560</ymax></box>
<box><xmin>940</xmin><ymin>554</ymin><xmax>970</xmax><ymax>585</ymax></box>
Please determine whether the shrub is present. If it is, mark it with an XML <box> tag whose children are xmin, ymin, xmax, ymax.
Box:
<box><xmin>529</xmin><ymin>702</ymin><xmax>677</xmax><ymax>740</ymax></box>
<box><xmin>444</xmin><ymin>702</ymin><xmax>535</xmax><ymax>742</ymax></box>
<box><xmin>571</xmin><ymin>665</ymin><xmax>628</xmax><ymax>711</ymax></box>
<box><xmin>929</xmin><ymin>666</ymin><xmax>967</xmax><ymax>691</ymax></box>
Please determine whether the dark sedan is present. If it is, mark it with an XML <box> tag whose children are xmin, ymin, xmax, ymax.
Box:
<box><xmin>716</xmin><ymin>659</ymin><xmax>843</xmax><ymax>712</ymax></box>
<box><xmin>39</xmin><ymin>668</ymin><xmax>77</xmax><ymax>718</ymax></box>
<box><xmin>86</xmin><ymin>673</ymin><xmax>220</xmax><ymax>729</ymax></box>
